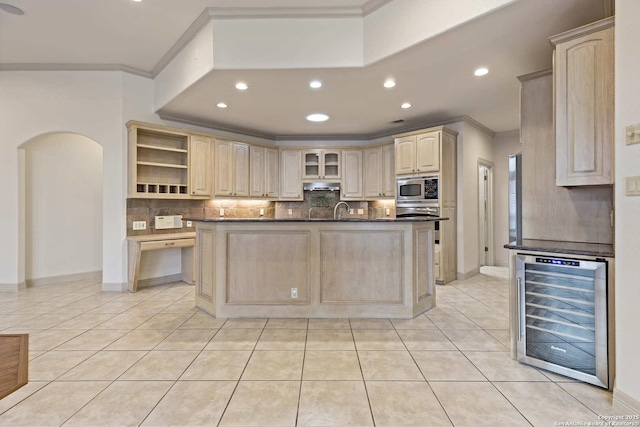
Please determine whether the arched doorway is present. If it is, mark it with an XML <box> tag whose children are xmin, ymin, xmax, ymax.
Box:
<box><xmin>19</xmin><ymin>133</ymin><xmax>103</xmax><ymax>286</ymax></box>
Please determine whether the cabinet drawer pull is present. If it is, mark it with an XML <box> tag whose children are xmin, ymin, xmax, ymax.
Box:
<box><xmin>165</xmin><ymin>242</ymin><xmax>175</xmax><ymax>246</ymax></box>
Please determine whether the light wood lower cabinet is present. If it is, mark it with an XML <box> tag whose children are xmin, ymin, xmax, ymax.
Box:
<box><xmin>194</xmin><ymin>220</ymin><xmax>436</xmax><ymax>318</ymax></box>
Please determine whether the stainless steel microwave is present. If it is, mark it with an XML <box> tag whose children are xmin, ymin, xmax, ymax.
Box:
<box><xmin>396</xmin><ymin>175</ymin><xmax>439</xmax><ymax>206</ymax></box>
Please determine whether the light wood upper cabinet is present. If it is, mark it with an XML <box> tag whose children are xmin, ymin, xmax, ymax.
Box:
<box><xmin>364</xmin><ymin>144</ymin><xmax>395</xmax><ymax>199</ymax></box>
<box><xmin>303</xmin><ymin>149</ymin><xmax>341</xmax><ymax>180</ymax></box>
<box><xmin>395</xmin><ymin>137</ymin><xmax>416</xmax><ymax>175</ymax></box>
<box><xmin>279</xmin><ymin>149</ymin><xmax>303</xmax><ymax>200</ymax></box>
<box><xmin>250</xmin><ymin>145</ymin><xmax>265</xmax><ymax>198</ymax></box>
<box><xmin>416</xmin><ymin>132</ymin><xmax>440</xmax><ymax>173</ymax></box>
<box><xmin>188</xmin><ymin>135</ymin><xmax>212</xmax><ymax>197</ymax></box>
<box><xmin>382</xmin><ymin>144</ymin><xmax>396</xmax><ymax>197</ymax></box>
<box><xmin>127</xmin><ymin>121</ymin><xmax>208</xmax><ymax>199</ymax></box>
<box><xmin>395</xmin><ymin>131</ymin><xmax>440</xmax><ymax>175</ymax></box>
<box><xmin>393</xmin><ymin>126</ymin><xmax>458</xmax><ymax>284</ymax></box>
<box><xmin>341</xmin><ymin>149</ymin><xmax>363</xmax><ymax>200</ymax></box>
<box><xmin>214</xmin><ymin>140</ymin><xmax>249</xmax><ymax>197</ymax></box>
<box><xmin>551</xmin><ymin>17</ymin><xmax>614</xmax><ymax>186</ymax></box>
<box><xmin>250</xmin><ymin>145</ymin><xmax>279</xmax><ymax>198</ymax></box>
<box><xmin>264</xmin><ymin>147</ymin><xmax>279</xmax><ymax>198</ymax></box>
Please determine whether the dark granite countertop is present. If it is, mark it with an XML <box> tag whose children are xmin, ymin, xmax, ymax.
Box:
<box><xmin>184</xmin><ymin>217</ymin><xmax>448</xmax><ymax>223</ymax></box>
<box><xmin>504</xmin><ymin>239</ymin><xmax>614</xmax><ymax>258</ymax></box>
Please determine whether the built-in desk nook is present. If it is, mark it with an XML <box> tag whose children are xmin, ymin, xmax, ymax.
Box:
<box><xmin>127</xmin><ymin>232</ymin><xmax>196</xmax><ymax>292</ymax></box>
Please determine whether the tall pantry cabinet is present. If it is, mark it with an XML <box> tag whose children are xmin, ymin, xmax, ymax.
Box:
<box><xmin>394</xmin><ymin>126</ymin><xmax>457</xmax><ymax>284</ymax></box>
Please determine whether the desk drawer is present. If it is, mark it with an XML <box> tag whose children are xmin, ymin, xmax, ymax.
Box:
<box><xmin>140</xmin><ymin>238</ymin><xmax>195</xmax><ymax>251</ymax></box>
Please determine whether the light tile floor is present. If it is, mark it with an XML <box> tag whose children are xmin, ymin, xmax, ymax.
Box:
<box><xmin>0</xmin><ymin>267</ymin><xmax>629</xmax><ymax>426</ymax></box>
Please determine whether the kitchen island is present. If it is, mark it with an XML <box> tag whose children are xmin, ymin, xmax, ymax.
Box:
<box><xmin>186</xmin><ymin>218</ymin><xmax>442</xmax><ymax>319</ymax></box>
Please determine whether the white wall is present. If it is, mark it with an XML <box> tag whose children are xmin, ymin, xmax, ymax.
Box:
<box><xmin>211</xmin><ymin>18</ymin><xmax>363</xmax><ymax>69</ymax></box>
<box><xmin>24</xmin><ymin>134</ymin><xmax>103</xmax><ymax>281</ymax></box>
<box><xmin>614</xmin><ymin>0</ymin><xmax>640</xmax><ymax>407</ymax></box>
<box><xmin>363</xmin><ymin>0</ymin><xmax>517</xmax><ymax>64</ymax></box>
<box><xmin>492</xmin><ymin>130</ymin><xmax>521</xmax><ymax>267</ymax></box>
<box><xmin>451</xmin><ymin>120</ymin><xmax>496</xmax><ymax>278</ymax></box>
<box><xmin>0</xmin><ymin>70</ymin><xmax>161</xmax><ymax>289</ymax></box>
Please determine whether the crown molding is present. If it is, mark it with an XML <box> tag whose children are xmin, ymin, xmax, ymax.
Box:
<box><xmin>159</xmin><ymin>111</ymin><xmax>496</xmax><ymax>143</ymax></box>
<box><xmin>158</xmin><ymin>113</ymin><xmax>276</xmax><ymax>141</ymax></box>
<box><xmin>150</xmin><ymin>2</ymin><xmax>394</xmax><ymax>78</ymax></box>
<box><xmin>0</xmin><ymin>63</ymin><xmax>151</xmax><ymax>78</ymax></box>
<box><xmin>451</xmin><ymin>115</ymin><xmax>496</xmax><ymax>137</ymax></box>
<box><xmin>517</xmin><ymin>68</ymin><xmax>552</xmax><ymax>83</ymax></box>
<box><xmin>362</xmin><ymin>0</ymin><xmax>393</xmax><ymax>16</ymax></box>
<box><xmin>549</xmin><ymin>16</ymin><xmax>614</xmax><ymax>46</ymax></box>
<box><xmin>207</xmin><ymin>6</ymin><xmax>363</xmax><ymax>19</ymax></box>
<box><xmin>150</xmin><ymin>8</ymin><xmax>216</xmax><ymax>78</ymax></box>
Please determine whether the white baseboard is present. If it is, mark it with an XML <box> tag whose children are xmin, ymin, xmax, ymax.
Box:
<box><xmin>614</xmin><ymin>388</ymin><xmax>640</xmax><ymax>415</ymax></box>
<box><xmin>138</xmin><ymin>274</ymin><xmax>184</xmax><ymax>289</ymax></box>
<box><xmin>493</xmin><ymin>260</ymin><xmax>509</xmax><ymax>268</ymax></box>
<box><xmin>27</xmin><ymin>270</ymin><xmax>102</xmax><ymax>287</ymax></box>
<box><xmin>0</xmin><ymin>282</ymin><xmax>27</xmax><ymax>292</ymax></box>
<box><xmin>457</xmin><ymin>268</ymin><xmax>480</xmax><ymax>281</ymax></box>
<box><xmin>102</xmin><ymin>282</ymin><xmax>127</xmax><ymax>292</ymax></box>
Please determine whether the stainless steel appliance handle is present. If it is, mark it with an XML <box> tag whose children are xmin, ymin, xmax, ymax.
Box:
<box><xmin>517</xmin><ymin>277</ymin><xmax>524</xmax><ymax>340</ymax></box>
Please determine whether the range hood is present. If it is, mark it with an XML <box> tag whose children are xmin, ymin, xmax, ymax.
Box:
<box><xmin>303</xmin><ymin>182</ymin><xmax>340</xmax><ymax>192</ymax></box>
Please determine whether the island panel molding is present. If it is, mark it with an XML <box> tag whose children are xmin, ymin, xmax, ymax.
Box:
<box><xmin>319</xmin><ymin>230</ymin><xmax>403</xmax><ymax>304</ymax></box>
<box><xmin>226</xmin><ymin>231</ymin><xmax>310</xmax><ymax>305</ymax></box>
<box><xmin>192</xmin><ymin>219</ymin><xmax>437</xmax><ymax>318</ymax></box>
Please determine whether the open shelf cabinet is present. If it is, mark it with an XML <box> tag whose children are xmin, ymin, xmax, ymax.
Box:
<box><xmin>127</xmin><ymin>121</ymin><xmax>210</xmax><ymax>199</ymax></box>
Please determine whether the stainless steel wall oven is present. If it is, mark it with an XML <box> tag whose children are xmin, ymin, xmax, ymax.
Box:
<box><xmin>396</xmin><ymin>175</ymin><xmax>440</xmax><ymax>243</ymax></box>
<box><xmin>515</xmin><ymin>253</ymin><xmax>610</xmax><ymax>388</ymax></box>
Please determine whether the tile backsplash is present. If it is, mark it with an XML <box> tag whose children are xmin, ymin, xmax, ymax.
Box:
<box><xmin>127</xmin><ymin>199</ymin><xmax>202</xmax><ymax>236</ymax></box>
<box><xmin>276</xmin><ymin>191</ymin><xmax>368</xmax><ymax>219</ymax></box>
<box><xmin>127</xmin><ymin>195</ymin><xmax>396</xmax><ymax>236</ymax></box>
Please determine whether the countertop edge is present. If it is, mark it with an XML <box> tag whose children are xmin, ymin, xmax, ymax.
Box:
<box><xmin>504</xmin><ymin>240</ymin><xmax>614</xmax><ymax>258</ymax></box>
<box><xmin>183</xmin><ymin>217</ymin><xmax>448</xmax><ymax>223</ymax></box>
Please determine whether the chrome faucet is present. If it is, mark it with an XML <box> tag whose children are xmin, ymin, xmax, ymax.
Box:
<box><xmin>308</xmin><ymin>207</ymin><xmax>316</xmax><ymax>219</ymax></box>
<box><xmin>333</xmin><ymin>201</ymin><xmax>351</xmax><ymax>219</ymax></box>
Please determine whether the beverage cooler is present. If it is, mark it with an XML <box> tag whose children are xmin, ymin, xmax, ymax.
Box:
<box><xmin>515</xmin><ymin>254</ymin><xmax>610</xmax><ymax>388</ymax></box>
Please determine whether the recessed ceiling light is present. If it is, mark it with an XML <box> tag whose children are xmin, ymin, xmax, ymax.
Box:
<box><xmin>383</xmin><ymin>79</ymin><xmax>396</xmax><ymax>88</ymax></box>
<box><xmin>401</xmin><ymin>103</ymin><xmax>412</xmax><ymax>109</ymax></box>
<box><xmin>216</xmin><ymin>102</ymin><xmax>227</xmax><ymax>109</ymax></box>
<box><xmin>306</xmin><ymin>113</ymin><xmax>329</xmax><ymax>122</ymax></box>
<box><xmin>132</xmin><ymin>0</ymin><xmax>142</xmax><ymax>2</ymax></box>
<box><xmin>474</xmin><ymin>67</ymin><xmax>489</xmax><ymax>76</ymax></box>
<box><xmin>309</xmin><ymin>80</ymin><xmax>322</xmax><ymax>89</ymax></box>
<box><xmin>235</xmin><ymin>82</ymin><xmax>248</xmax><ymax>90</ymax></box>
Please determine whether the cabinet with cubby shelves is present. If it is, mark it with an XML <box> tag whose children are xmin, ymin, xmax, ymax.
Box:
<box><xmin>127</xmin><ymin>121</ymin><xmax>210</xmax><ymax>199</ymax></box>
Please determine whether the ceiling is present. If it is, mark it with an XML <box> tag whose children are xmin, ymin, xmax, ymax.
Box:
<box><xmin>0</xmin><ymin>0</ymin><xmax>607</xmax><ymax>139</ymax></box>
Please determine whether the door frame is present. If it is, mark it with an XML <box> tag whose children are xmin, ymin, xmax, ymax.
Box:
<box><xmin>477</xmin><ymin>159</ymin><xmax>495</xmax><ymax>267</ymax></box>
